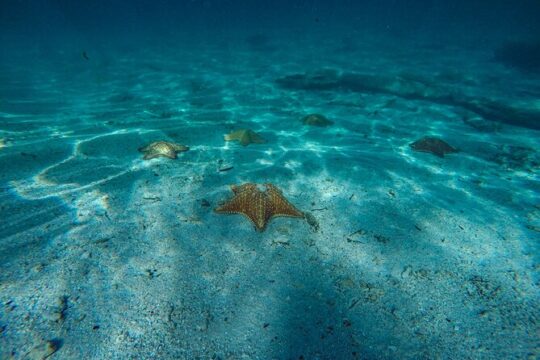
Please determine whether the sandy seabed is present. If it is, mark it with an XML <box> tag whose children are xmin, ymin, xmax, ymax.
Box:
<box><xmin>0</xmin><ymin>33</ymin><xmax>539</xmax><ymax>359</ymax></box>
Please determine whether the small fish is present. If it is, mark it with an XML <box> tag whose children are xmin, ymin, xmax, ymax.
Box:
<box><xmin>82</xmin><ymin>51</ymin><xmax>89</xmax><ymax>60</ymax></box>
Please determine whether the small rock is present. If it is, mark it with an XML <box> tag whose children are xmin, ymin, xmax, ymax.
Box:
<box><xmin>5</xmin><ymin>300</ymin><xmax>16</xmax><ymax>312</ymax></box>
<box><xmin>200</xmin><ymin>199</ymin><xmax>211</xmax><ymax>207</ymax></box>
<box><xmin>479</xmin><ymin>309</ymin><xmax>490</xmax><ymax>317</ymax></box>
<box><xmin>146</xmin><ymin>269</ymin><xmax>159</xmax><ymax>279</ymax></box>
<box><xmin>304</xmin><ymin>212</ymin><xmax>319</xmax><ymax>232</ymax></box>
<box><xmin>374</xmin><ymin>234</ymin><xmax>390</xmax><ymax>243</ymax></box>
<box><xmin>401</xmin><ymin>265</ymin><xmax>412</xmax><ymax>279</ymax></box>
<box><xmin>55</xmin><ymin>296</ymin><xmax>68</xmax><ymax>323</ymax></box>
<box><xmin>32</xmin><ymin>263</ymin><xmax>45</xmax><ymax>273</ymax></box>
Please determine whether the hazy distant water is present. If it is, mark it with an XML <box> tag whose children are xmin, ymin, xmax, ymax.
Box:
<box><xmin>2</xmin><ymin>0</ymin><xmax>540</xmax><ymax>52</ymax></box>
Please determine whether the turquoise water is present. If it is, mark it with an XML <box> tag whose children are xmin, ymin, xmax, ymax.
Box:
<box><xmin>1</xmin><ymin>2</ymin><xmax>539</xmax><ymax>359</ymax></box>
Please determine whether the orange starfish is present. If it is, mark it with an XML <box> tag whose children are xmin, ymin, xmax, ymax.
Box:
<box><xmin>214</xmin><ymin>183</ymin><xmax>304</xmax><ymax>232</ymax></box>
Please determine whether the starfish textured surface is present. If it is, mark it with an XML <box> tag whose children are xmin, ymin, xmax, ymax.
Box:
<box><xmin>215</xmin><ymin>183</ymin><xmax>304</xmax><ymax>232</ymax></box>
<box><xmin>410</xmin><ymin>136</ymin><xmax>458</xmax><ymax>158</ymax></box>
<box><xmin>138</xmin><ymin>141</ymin><xmax>189</xmax><ymax>160</ymax></box>
<box><xmin>224</xmin><ymin>129</ymin><xmax>266</xmax><ymax>146</ymax></box>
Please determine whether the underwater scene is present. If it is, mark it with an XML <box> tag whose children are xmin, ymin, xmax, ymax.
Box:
<box><xmin>0</xmin><ymin>1</ymin><xmax>539</xmax><ymax>359</ymax></box>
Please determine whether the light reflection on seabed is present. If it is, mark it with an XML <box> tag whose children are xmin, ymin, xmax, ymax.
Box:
<box><xmin>0</xmin><ymin>40</ymin><xmax>538</xmax><ymax>359</ymax></box>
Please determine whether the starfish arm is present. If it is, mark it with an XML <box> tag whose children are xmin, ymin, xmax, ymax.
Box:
<box><xmin>139</xmin><ymin>141</ymin><xmax>184</xmax><ymax>160</ymax></box>
<box><xmin>272</xmin><ymin>204</ymin><xmax>304</xmax><ymax>218</ymax></box>
<box><xmin>415</xmin><ymin>148</ymin><xmax>437</xmax><ymax>156</ymax></box>
<box><xmin>225</xmin><ymin>130</ymin><xmax>243</xmax><ymax>142</ymax></box>
<box><xmin>143</xmin><ymin>152</ymin><xmax>160</xmax><ymax>160</ymax></box>
<box><xmin>239</xmin><ymin>135</ymin><xmax>251</xmax><ymax>146</ymax></box>
<box><xmin>251</xmin><ymin>135</ymin><xmax>267</xmax><ymax>144</ymax></box>
<box><xmin>214</xmin><ymin>190</ymin><xmax>252</xmax><ymax>213</ymax></box>
<box><xmin>248</xmin><ymin>211</ymin><xmax>267</xmax><ymax>231</ymax></box>
<box><xmin>224</xmin><ymin>130</ymin><xmax>265</xmax><ymax>146</ymax></box>
<box><xmin>231</xmin><ymin>183</ymin><xmax>256</xmax><ymax>194</ymax></box>
<box><xmin>434</xmin><ymin>151</ymin><xmax>445</xmax><ymax>158</ymax></box>
<box><xmin>270</xmin><ymin>210</ymin><xmax>304</xmax><ymax>219</ymax></box>
<box><xmin>215</xmin><ymin>187</ymin><xmax>268</xmax><ymax>231</ymax></box>
<box><xmin>265</xmin><ymin>184</ymin><xmax>304</xmax><ymax>218</ymax></box>
<box><xmin>215</xmin><ymin>203</ymin><xmax>266</xmax><ymax>232</ymax></box>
